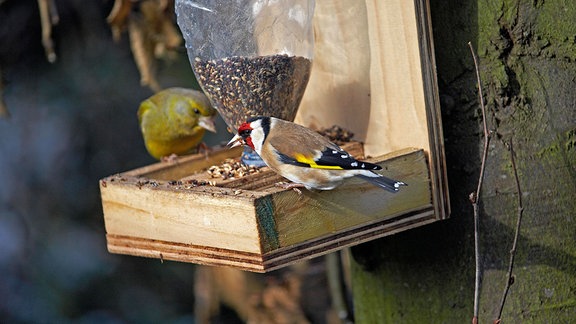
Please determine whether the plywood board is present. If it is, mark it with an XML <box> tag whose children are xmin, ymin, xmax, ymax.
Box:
<box><xmin>101</xmin><ymin>146</ymin><xmax>433</xmax><ymax>272</ymax></box>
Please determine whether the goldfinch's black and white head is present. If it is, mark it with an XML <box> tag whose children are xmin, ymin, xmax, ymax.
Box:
<box><xmin>238</xmin><ymin>117</ymin><xmax>271</xmax><ymax>154</ymax></box>
<box><xmin>228</xmin><ymin>116</ymin><xmax>270</xmax><ymax>154</ymax></box>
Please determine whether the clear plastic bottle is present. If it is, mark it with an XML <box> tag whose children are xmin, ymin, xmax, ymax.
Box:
<box><xmin>176</xmin><ymin>0</ymin><xmax>315</xmax><ymax>165</ymax></box>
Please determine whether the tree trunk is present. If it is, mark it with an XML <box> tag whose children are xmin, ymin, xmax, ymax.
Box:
<box><xmin>351</xmin><ymin>1</ymin><xmax>576</xmax><ymax>322</ymax></box>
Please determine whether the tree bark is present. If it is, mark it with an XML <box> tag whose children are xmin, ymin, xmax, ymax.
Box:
<box><xmin>351</xmin><ymin>1</ymin><xmax>576</xmax><ymax>322</ymax></box>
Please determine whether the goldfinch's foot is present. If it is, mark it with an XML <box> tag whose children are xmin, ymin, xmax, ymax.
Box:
<box><xmin>275</xmin><ymin>182</ymin><xmax>304</xmax><ymax>195</ymax></box>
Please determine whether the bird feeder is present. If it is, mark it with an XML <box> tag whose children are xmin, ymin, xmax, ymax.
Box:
<box><xmin>100</xmin><ymin>0</ymin><xmax>450</xmax><ymax>272</ymax></box>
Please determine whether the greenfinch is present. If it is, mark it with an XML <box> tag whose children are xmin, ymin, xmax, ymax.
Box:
<box><xmin>138</xmin><ymin>87</ymin><xmax>217</xmax><ymax>160</ymax></box>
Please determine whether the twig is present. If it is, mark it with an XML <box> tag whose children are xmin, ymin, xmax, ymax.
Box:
<box><xmin>38</xmin><ymin>0</ymin><xmax>59</xmax><ymax>63</ymax></box>
<box><xmin>468</xmin><ymin>41</ymin><xmax>491</xmax><ymax>324</ymax></box>
<box><xmin>0</xmin><ymin>67</ymin><xmax>9</xmax><ymax>118</ymax></box>
<box><xmin>326</xmin><ymin>252</ymin><xmax>353</xmax><ymax>324</ymax></box>
<box><xmin>493</xmin><ymin>140</ymin><xmax>524</xmax><ymax>323</ymax></box>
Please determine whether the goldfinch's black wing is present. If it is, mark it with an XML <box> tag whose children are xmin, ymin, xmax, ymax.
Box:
<box><xmin>277</xmin><ymin>145</ymin><xmax>382</xmax><ymax>171</ymax></box>
<box><xmin>266</xmin><ymin>118</ymin><xmax>382</xmax><ymax>171</ymax></box>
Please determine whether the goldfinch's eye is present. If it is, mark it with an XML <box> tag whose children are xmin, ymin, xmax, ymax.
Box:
<box><xmin>194</xmin><ymin>108</ymin><xmax>200</xmax><ymax>114</ymax></box>
<box><xmin>240</xmin><ymin>129</ymin><xmax>251</xmax><ymax>138</ymax></box>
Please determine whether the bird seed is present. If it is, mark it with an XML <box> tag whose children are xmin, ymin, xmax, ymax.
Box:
<box><xmin>207</xmin><ymin>158</ymin><xmax>262</xmax><ymax>180</ymax></box>
<box><xmin>193</xmin><ymin>54</ymin><xmax>312</xmax><ymax>132</ymax></box>
<box><xmin>318</xmin><ymin>125</ymin><xmax>355</xmax><ymax>144</ymax></box>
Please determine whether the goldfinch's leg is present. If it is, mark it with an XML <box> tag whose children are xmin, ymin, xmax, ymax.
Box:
<box><xmin>275</xmin><ymin>182</ymin><xmax>304</xmax><ymax>195</ymax></box>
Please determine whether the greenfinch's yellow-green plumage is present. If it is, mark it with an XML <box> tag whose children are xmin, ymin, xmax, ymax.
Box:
<box><xmin>138</xmin><ymin>87</ymin><xmax>217</xmax><ymax>160</ymax></box>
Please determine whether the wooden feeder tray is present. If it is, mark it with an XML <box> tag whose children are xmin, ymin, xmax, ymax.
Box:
<box><xmin>100</xmin><ymin>143</ymin><xmax>436</xmax><ymax>272</ymax></box>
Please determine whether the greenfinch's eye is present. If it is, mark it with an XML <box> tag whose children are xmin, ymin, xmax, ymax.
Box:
<box><xmin>194</xmin><ymin>108</ymin><xmax>200</xmax><ymax>114</ymax></box>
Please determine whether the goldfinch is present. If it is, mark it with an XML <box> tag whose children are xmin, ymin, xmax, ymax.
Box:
<box><xmin>228</xmin><ymin>116</ymin><xmax>406</xmax><ymax>192</ymax></box>
<box><xmin>138</xmin><ymin>87</ymin><xmax>217</xmax><ymax>160</ymax></box>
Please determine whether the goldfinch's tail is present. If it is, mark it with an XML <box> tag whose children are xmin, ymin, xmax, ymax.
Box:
<box><xmin>355</xmin><ymin>173</ymin><xmax>407</xmax><ymax>193</ymax></box>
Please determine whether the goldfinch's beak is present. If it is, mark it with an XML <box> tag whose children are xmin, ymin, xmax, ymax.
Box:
<box><xmin>227</xmin><ymin>134</ymin><xmax>244</xmax><ymax>148</ymax></box>
<box><xmin>198</xmin><ymin>116</ymin><xmax>217</xmax><ymax>133</ymax></box>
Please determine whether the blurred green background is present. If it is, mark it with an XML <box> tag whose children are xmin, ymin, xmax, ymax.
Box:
<box><xmin>0</xmin><ymin>1</ymin><xmax>233</xmax><ymax>322</ymax></box>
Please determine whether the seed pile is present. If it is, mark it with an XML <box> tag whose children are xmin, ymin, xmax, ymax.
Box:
<box><xmin>193</xmin><ymin>54</ymin><xmax>312</xmax><ymax>131</ymax></box>
<box><xmin>207</xmin><ymin>158</ymin><xmax>262</xmax><ymax>180</ymax></box>
<box><xmin>318</xmin><ymin>125</ymin><xmax>354</xmax><ymax>144</ymax></box>
<box><xmin>169</xmin><ymin>179</ymin><xmax>215</xmax><ymax>187</ymax></box>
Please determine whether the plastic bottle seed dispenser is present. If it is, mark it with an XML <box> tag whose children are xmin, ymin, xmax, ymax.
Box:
<box><xmin>176</xmin><ymin>0</ymin><xmax>315</xmax><ymax>165</ymax></box>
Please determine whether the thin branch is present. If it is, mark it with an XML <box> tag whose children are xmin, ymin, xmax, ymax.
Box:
<box><xmin>468</xmin><ymin>41</ymin><xmax>491</xmax><ymax>324</ymax></box>
<box><xmin>0</xmin><ymin>67</ymin><xmax>9</xmax><ymax>118</ymax></box>
<box><xmin>493</xmin><ymin>140</ymin><xmax>524</xmax><ymax>323</ymax></box>
<box><xmin>326</xmin><ymin>252</ymin><xmax>354</xmax><ymax>324</ymax></box>
<box><xmin>470</xmin><ymin>43</ymin><xmax>491</xmax><ymax>199</ymax></box>
<box><xmin>38</xmin><ymin>0</ymin><xmax>59</xmax><ymax>63</ymax></box>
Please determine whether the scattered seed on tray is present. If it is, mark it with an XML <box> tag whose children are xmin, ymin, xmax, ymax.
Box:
<box><xmin>207</xmin><ymin>158</ymin><xmax>262</xmax><ymax>180</ymax></box>
<box><xmin>184</xmin><ymin>179</ymin><xmax>213</xmax><ymax>186</ymax></box>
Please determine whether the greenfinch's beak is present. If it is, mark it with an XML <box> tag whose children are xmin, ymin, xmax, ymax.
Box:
<box><xmin>198</xmin><ymin>116</ymin><xmax>217</xmax><ymax>133</ymax></box>
<box><xmin>227</xmin><ymin>134</ymin><xmax>244</xmax><ymax>148</ymax></box>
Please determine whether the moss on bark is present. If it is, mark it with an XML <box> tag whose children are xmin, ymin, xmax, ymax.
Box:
<box><xmin>351</xmin><ymin>0</ymin><xmax>576</xmax><ymax>322</ymax></box>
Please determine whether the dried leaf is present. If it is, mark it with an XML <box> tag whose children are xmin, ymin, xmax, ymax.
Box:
<box><xmin>154</xmin><ymin>17</ymin><xmax>181</xmax><ymax>60</ymax></box>
<box><xmin>140</xmin><ymin>0</ymin><xmax>182</xmax><ymax>55</ymax></box>
<box><xmin>107</xmin><ymin>0</ymin><xmax>133</xmax><ymax>41</ymax></box>
<box><xmin>111</xmin><ymin>0</ymin><xmax>181</xmax><ymax>91</ymax></box>
<box><xmin>257</xmin><ymin>275</ymin><xmax>309</xmax><ymax>324</ymax></box>
<box><xmin>158</xmin><ymin>0</ymin><xmax>170</xmax><ymax>11</ymax></box>
<box><xmin>193</xmin><ymin>266</ymin><xmax>310</xmax><ymax>324</ymax></box>
<box><xmin>194</xmin><ymin>266</ymin><xmax>221</xmax><ymax>324</ymax></box>
<box><xmin>128</xmin><ymin>15</ymin><xmax>161</xmax><ymax>91</ymax></box>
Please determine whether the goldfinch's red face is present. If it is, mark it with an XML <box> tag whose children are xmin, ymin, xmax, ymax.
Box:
<box><xmin>237</xmin><ymin>122</ymin><xmax>255</xmax><ymax>150</ymax></box>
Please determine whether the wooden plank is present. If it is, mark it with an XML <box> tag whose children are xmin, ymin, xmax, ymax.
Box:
<box><xmin>295</xmin><ymin>0</ymin><xmax>372</xmax><ymax>136</ymax></box>
<box><xmin>413</xmin><ymin>0</ymin><xmax>451</xmax><ymax>218</ymax></box>
<box><xmin>106</xmin><ymin>234</ymin><xmax>268</xmax><ymax>272</ymax></box>
<box><xmin>363</xmin><ymin>0</ymin><xmax>430</xmax><ymax>155</ymax></box>
<box><xmin>267</xmin><ymin>148</ymin><xmax>430</xmax><ymax>248</ymax></box>
<box><xmin>101</xmin><ymin>147</ymin><xmax>432</xmax><ymax>272</ymax></box>
<box><xmin>106</xmin><ymin>203</ymin><xmax>436</xmax><ymax>273</ymax></box>
<box><xmin>101</xmin><ymin>183</ymin><xmax>268</xmax><ymax>254</ymax></box>
<box><xmin>260</xmin><ymin>205</ymin><xmax>436</xmax><ymax>272</ymax></box>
